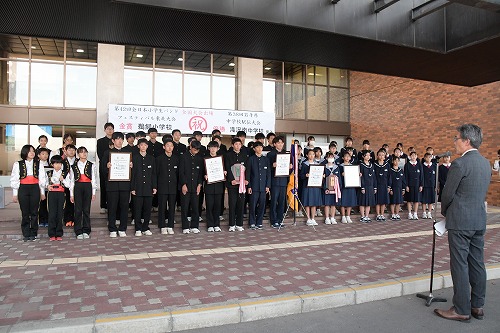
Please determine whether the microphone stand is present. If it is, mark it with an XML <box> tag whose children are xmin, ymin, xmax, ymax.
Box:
<box><xmin>416</xmin><ymin>159</ymin><xmax>447</xmax><ymax>306</ymax></box>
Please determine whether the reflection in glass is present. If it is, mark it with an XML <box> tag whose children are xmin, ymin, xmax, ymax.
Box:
<box><xmin>307</xmin><ymin>66</ymin><xmax>327</xmax><ymax>85</ymax></box>
<box><xmin>184</xmin><ymin>74</ymin><xmax>210</xmax><ymax>108</ymax></box>
<box><xmin>1</xmin><ymin>60</ymin><xmax>29</xmax><ymax>105</ymax></box>
<box><xmin>31</xmin><ymin>62</ymin><xmax>64</xmax><ymax>107</ymax></box>
<box><xmin>263</xmin><ymin>80</ymin><xmax>283</xmax><ymax>118</ymax></box>
<box><xmin>0</xmin><ymin>124</ymin><xmax>28</xmax><ymax>176</ymax></box>
<box><xmin>154</xmin><ymin>71</ymin><xmax>182</xmax><ymax>107</ymax></box>
<box><xmin>212</xmin><ymin>76</ymin><xmax>235</xmax><ymax>110</ymax></box>
<box><xmin>66</xmin><ymin>65</ymin><xmax>97</xmax><ymax>108</ymax></box>
<box><xmin>284</xmin><ymin>63</ymin><xmax>305</xmax><ymax>83</ymax></box>
<box><xmin>184</xmin><ymin>52</ymin><xmax>211</xmax><ymax>73</ymax></box>
<box><xmin>125</xmin><ymin>45</ymin><xmax>153</xmax><ymax>67</ymax></box>
<box><xmin>307</xmin><ymin>85</ymin><xmax>327</xmax><ymax>121</ymax></box>
<box><xmin>263</xmin><ymin>60</ymin><xmax>282</xmax><ymax>80</ymax></box>
<box><xmin>30</xmin><ymin>37</ymin><xmax>65</xmax><ymax>61</ymax></box>
<box><xmin>284</xmin><ymin>83</ymin><xmax>305</xmax><ymax>119</ymax></box>
<box><xmin>213</xmin><ymin>54</ymin><xmax>235</xmax><ymax>75</ymax></box>
<box><xmin>329</xmin><ymin>68</ymin><xmax>348</xmax><ymax>87</ymax></box>
<box><xmin>124</xmin><ymin>68</ymin><xmax>153</xmax><ymax>105</ymax></box>
<box><xmin>155</xmin><ymin>49</ymin><xmax>183</xmax><ymax>70</ymax></box>
<box><xmin>329</xmin><ymin>88</ymin><xmax>349</xmax><ymax>122</ymax></box>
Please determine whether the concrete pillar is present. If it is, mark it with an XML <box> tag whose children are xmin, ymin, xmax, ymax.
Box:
<box><xmin>237</xmin><ymin>58</ymin><xmax>263</xmax><ymax>112</ymax></box>
<box><xmin>96</xmin><ymin>43</ymin><xmax>124</xmax><ymax>149</ymax></box>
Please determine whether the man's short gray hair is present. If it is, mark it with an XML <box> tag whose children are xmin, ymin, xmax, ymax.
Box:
<box><xmin>457</xmin><ymin>124</ymin><xmax>483</xmax><ymax>149</ymax></box>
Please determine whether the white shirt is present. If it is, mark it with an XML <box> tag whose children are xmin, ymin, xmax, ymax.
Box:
<box><xmin>10</xmin><ymin>159</ymin><xmax>47</xmax><ymax>196</ymax></box>
<box><xmin>461</xmin><ymin>148</ymin><xmax>477</xmax><ymax>157</ymax></box>
<box><xmin>69</xmin><ymin>160</ymin><xmax>98</xmax><ymax>196</ymax></box>
<box><xmin>47</xmin><ymin>168</ymin><xmax>72</xmax><ymax>189</ymax></box>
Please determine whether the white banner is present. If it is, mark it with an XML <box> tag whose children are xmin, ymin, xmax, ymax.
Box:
<box><xmin>108</xmin><ymin>104</ymin><xmax>275</xmax><ymax>136</ymax></box>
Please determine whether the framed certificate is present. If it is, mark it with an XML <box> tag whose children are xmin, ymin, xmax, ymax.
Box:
<box><xmin>205</xmin><ymin>156</ymin><xmax>225</xmax><ymax>184</ymax></box>
<box><xmin>108</xmin><ymin>152</ymin><xmax>132</xmax><ymax>181</ymax></box>
<box><xmin>307</xmin><ymin>165</ymin><xmax>324</xmax><ymax>187</ymax></box>
<box><xmin>275</xmin><ymin>153</ymin><xmax>291</xmax><ymax>177</ymax></box>
<box><xmin>343</xmin><ymin>165</ymin><xmax>361</xmax><ymax>188</ymax></box>
<box><xmin>398</xmin><ymin>158</ymin><xmax>406</xmax><ymax>170</ymax></box>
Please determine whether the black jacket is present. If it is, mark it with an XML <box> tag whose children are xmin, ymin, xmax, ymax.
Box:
<box><xmin>224</xmin><ymin>150</ymin><xmax>249</xmax><ymax>189</ymax></box>
<box><xmin>179</xmin><ymin>152</ymin><xmax>204</xmax><ymax>192</ymax></box>
<box><xmin>156</xmin><ymin>153</ymin><xmax>180</xmax><ymax>194</ymax></box>
<box><xmin>131</xmin><ymin>153</ymin><xmax>157</xmax><ymax>196</ymax></box>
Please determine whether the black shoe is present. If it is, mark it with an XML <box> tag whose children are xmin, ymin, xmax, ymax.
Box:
<box><xmin>30</xmin><ymin>236</ymin><xmax>38</xmax><ymax>241</ymax></box>
<box><xmin>23</xmin><ymin>237</ymin><xmax>30</xmax><ymax>242</ymax></box>
<box><xmin>250</xmin><ymin>224</ymin><xmax>256</xmax><ymax>230</ymax></box>
<box><xmin>272</xmin><ymin>223</ymin><xmax>279</xmax><ymax>229</ymax></box>
<box><xmin>257</xmin><ymin>225</ymin><xmax>263</xmax><ymax>230</ymax></box>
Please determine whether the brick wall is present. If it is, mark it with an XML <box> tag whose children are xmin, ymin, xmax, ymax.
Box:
<box><xmin>349</xmin><ymin>71</ymin><xmax>500</xmax><ymax>206</ymax></box>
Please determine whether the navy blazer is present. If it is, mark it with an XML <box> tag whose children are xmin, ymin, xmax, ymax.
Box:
<box><xmin>404</xmin><ymin>161</ymin><xmax>423</xmax><ymax>187</ymax></box>
<box><xmin>245</xmin><ymin>154</ymin><xmax>271</xmax><ymax>192</ymax></box>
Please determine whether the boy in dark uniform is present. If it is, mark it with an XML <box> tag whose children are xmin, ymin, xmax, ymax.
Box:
<box><xmin>97</xmin><ymin>122</ymin><xmax>114</xmax><ymax>214</ymax></box>
<box><xmin>172</xmin><ymin>129</ymin><xmax>187</xmax><ymax>156</ymax></box>
<box><xmin>267</xmin><ymin>136</ymin><xmax>290</xmax><ymax>228</ymax></box>
<box><xmin>156</xmin><ymin>139</ymin><xmax>179</xmax><ymax>235</ymax></box>
<box><xmin>264</xmin><ymin>132</ymin><xmax>276</xmax><ymax>152</ymax></box>
<box><xmin>46</xmin><ymin>155</ymin><xmax>71</xmax><ymax>241</ymax></box>
<box><xmin>131</xmin><ymin>138</ymin><xmax>157</xmax><ymax>236</ymax></box>
<box><xmin>179</xmin><ymin>140</ymin><xmax>204</xmax><ymax>234</ymax></box>
<box><xmin>204</xmin><ymin>141</ymin><xmax>225</xmax><ymax>232</ymax></box>
<box><xmin>246</xmin><ymin>141</ymin><xmax>271</xmax><ymax>229</ymax></box>
<box><xmin>102</xmin><ymin>132</ymin><xmax>132</xmax><ymax>237</ymax></box>
<box><xmin>146</xmin><ymin>128</ymin><xmax>163</xmax><ymax>157</ymax></box>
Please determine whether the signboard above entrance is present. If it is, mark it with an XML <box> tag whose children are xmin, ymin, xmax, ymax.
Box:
<box><xmin>108</xmin><ymin>104</ymin><xmax>275</xmax><ymax>136</ymax></box>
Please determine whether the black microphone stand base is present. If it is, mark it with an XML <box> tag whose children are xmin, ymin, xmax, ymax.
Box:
<box><xmin>416</xmin><ymin>293</ymin><xmax>447</xmax><ymax>307</ymax></box>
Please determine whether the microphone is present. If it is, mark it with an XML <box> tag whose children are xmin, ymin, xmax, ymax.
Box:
<box><xmin>436</xmin><ymin>151</ymin><xmax>452</xmax><ymax>158</ymax></box>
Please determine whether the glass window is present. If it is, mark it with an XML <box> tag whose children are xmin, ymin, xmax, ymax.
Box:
<box><xmin>213</xmin><ymin>54</ymin><xmax>235</xmax><ymax>75</ymax></box>
<box><xmin>184</xmin><ymin>74</ymin><xmax>210</xmax><ymax>108</ymax></box>
<box><xmin>66</xmin><ymin>40</ymin><xmax>97</xmax><ymax>63</ymax></box>
<box><xmin>29</xmin><ymin>124</ymin><xmax>63</xmax><ymax>153</ymax></box>
<box><xmin>263</xmin><ymin>60</ymin><xmax>282</xmax><ymax>80</ymax></box>
<box><xmin>307</xmin><ymin>66</ymin><xmax>327</xmax><ymax>85</ymax></box>
<box><xmin>31</xmin><ymin>62</ymin><xmax>64</xmax><ymax>107</ymax></box>
<box><xmin>125</xmin><ymin>45</ymin><xmax>153</xmax><ymax>67</ymax></box>
<box><xmin>0</xmin><ymin>124</ymin><xmax>29</xmax><ymax>177</ymax></box>
<box><xmin>0</xmin><ymin>34</ymin><xmax>30</xmax><ymax>58</ymax></box>
<box><xmin>124</xmin><ymin>68</ymin><xmax>153</xmax><ymax>105</ymax></box>
<box><xmin>329</xmin><ymin>68</ymin><xmax>348</xmax><ymax>87</ymax></box>
<box><xmin>65</xmin><ymin>65</ymin><xmax>97</xmax><ymax>108</ymax></box>
<box><xmin>65</xmin><ymin>126</ymin><xmax>97</xmax><ymax>161</ymax></box>
<box><xmin>263</xmin><ymin>80</ymin><xmax>283</xmax><ymax>118</ymax></box>
<box><xmin>212</xmin><ymin>76</ymin><xmax>235</xmax><ymax>110</ymax></box>
<box><xmin>329</xmin><ymin>88</ymin><xmax>349</xmax><ymax>122</ymax></box>
<box><xmin>0</xmin><ymin>60</ymin><xmax>29</xmax><ymax>105</ymax></box>
<box><xmin>30</xmin><ymin>37</ymin><xmax>65</xmax><ymax>61</ymax></box>
<box><xmin>307</xmin><ymin>85</ymin><xmax>328</xmax><ymax>121</ymax></box>
<box><xmin>184</xmin><ymin>52</ymin><xmax>211</xmax><ymax>73</ymax></box>
<box><xmin>284</xmin><ymin>83</ymin><xmax>305</xmax><ymax>119</ymax></box>
<box><xmin>284</xmin><ymin>63</ymin><xmax>305</xmax><ymax>83</ymax></box>
<box><xmin>155</xmin><ymin>48</ymin><xmax>183</xmax><ymax>70</ymax></box>
<box><xmin>154</xmin><ymin>70</ymin><xmax>182</xmax><ymax>107</ymax></box>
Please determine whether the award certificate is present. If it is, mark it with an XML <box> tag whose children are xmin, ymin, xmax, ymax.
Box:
<box><xmin>343</xmin><ymin>165</ymin><xmax>361</xmax><ymax>188</ymax></box>
<box><xmin>307</xmin><ymin>165</ymin><xmax>324</xmax><ymax>187</ymax></box>
<box><xmin>275</xmin><ymin>153</ymin><xmax>291</xmax><ymax>177</ymax></box>
<box><xmin>205</xmin><ymin>156</ymin><xmax>225</xmax><ymax>184</ymax></box>
<box><xmin>108</xmin><ymin>152</ymin><xmax>132</xmax><ymax>181</ymax></box>
<box><xmin>398</xmin><ymin>158</ymin><xmax>406</xmax><ymax>170</ymax></box>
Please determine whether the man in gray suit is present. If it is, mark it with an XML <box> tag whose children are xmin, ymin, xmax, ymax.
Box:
<box><xmin>434</xmin><ymin>124</ymin><xmax>491</xmax><ymax>322</ymax></box>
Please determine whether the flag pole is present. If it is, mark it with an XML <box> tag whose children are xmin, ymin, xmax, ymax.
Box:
<box><xmin>293</xmin><ymin>132</ymin><xmax>296</xmax><ymax>226</ymax></box>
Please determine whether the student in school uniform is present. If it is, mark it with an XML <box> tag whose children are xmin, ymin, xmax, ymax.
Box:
<box><xmin>267</xmin><ymin>136</ymin><xmax>290</xmax><ymax>229</ymax></box>
<box><xmin>323</xmin><ymin>152</ymin><xmax>341</xmax><ymax>225</ymax></box>
<box><xmin>264</xmin><ymin>132</ymin><xmax>276</xmax><ymax>152</ymax></box>
<box><xmin>10</xmin><ymin>145</ymin><xmax>47</xmax><ymax>242</ymax></box>
<box><xmin>339</xmin><ymin>151</ymin><xmax>357</xmax><ymax>224</ymax></box>
<box><xmin>97</xmin><ymin>122</ymin><xmax>114</xmax><ymax>214</ymax></box>
<box><xmin>421</xmin><ymin>152</ymin><xmax>437</xmax><ymax>219</ymax></box>
<box><xmin>179</xmin><ymin>140</ymin><xmax>204</xmax><ymax>234</ymax></box>
<box><xmin>314</xmin><ymin>147</ymin><xmax>324</xmax><ymax>164</ymax></box>
<box><xmin>396</xmin><ymin>143</ymin><xmax>408</xmax><ymax>161</ymax></box>
<box><xmin>50</xmin><ymin>133</ymin><xmax>75</xmax><ymax>160</ymax></box>
<box><xmin>70</xmin><ymin>146</ymin><xmax>97</xmax><ymax>240</ymax></box>
<box><xmin>358</xmin><ymin>150</ymin><xmax>377</xmax><ymax>223</ymax></box>
<box><xmin>340</xmin><ymin>137</ymin><xmax>357</xmax><ymax>162</ymax></box>
<box><xmin>374</xmin><ymin>149</ymin><xmax>390</xmax><ymax>221</ymax></box>
<box><xmin>172</xmin><ymin>129</ymin><xmax>187</xmax><ymax>156</ymax></box>
<box><xmin>421</xmin><ymin>147</ymin><xmax>438</xmax><ymax>165</ymax></box>
<box><xmin>211</xmin><ymin>130</ymin><xmax>228</xmax><ymax>154</ymax></box>
<box><xmin>303</xmin><ymin>136</ymin><xmax>316</xmax><ymax>156</ymax></box>
<box><xmin>357</xmin><ymin>140</ymin><xmax>375</xmax><ymax>163</ymax></box>
<box><xmin>404</xmin><ymin>151</ymin><xmax>423</xmax><ymax>220</ymax></box>
<box><xmin>102</xmin><ymin>132</ymin><xmax>132</xmax><ymax>238</ymax></box>
<box><xmin>131</xmin><ymin>138</ymin><xmax>157</xmax><ymax>236</ymax></box>
<box><xmin>204</xmin><ymin>141</ymin><xmax>225</xmax><ymax>232</ymax></box>
<box><xmin>300</xmin><ymin>149</ymin><xmax>323</xmax><ymax>226</ymax></box>
<box><xmin>36</xmin><ymin>135</ymin><xmax>49</xmax><ymax>155</ymax></box>
<box><xmin>246</xmin><ymin>141</ymin><xmax>271</xmax><ymax>229</ymax></box>
<box><xmin>437</xmin><ymin>154</ymin><xmax>451</xmax><ymax>202</ymax></box>
<box><xmin>147</xmin><ymin>128</ymin><xmax>163</xmax><ymax>212</ymax></box>
<box><xmin>37</xmin><ymin>147</ymin><xmax>51</xmax><ymax>228</ymax></box>
<box><xmin>346</xmin><ymin>146</ymin><xmax>358</xmax><ymax>165</ymax></box>
<box><xmin>388</xmin><ymin>155</ymin><xmax>406</xmax><ymax>221</ymax></box>
<box><xmin>327</xmin><ymin>142</ymin><xmax>341</xmax><ymax>164</ymax></box>
<box><xmin>156</xmin><ymin>139</ymin><xmax>179</xmax><ymax>235</ymax></box>
<box><xmin>62</xmin><ymin>144</ymin><xmax>77</xmax><ymax>227</ymax></box>
<box><xmin>224</xmin><ymin>138</ymin><xmax>249</xmax><ymax>232</ymax></box>
<box><xmin>46</xmin><ymin>155</ymin><xmax>72</xmax><ymax>241</ymax></box>
<box><xmin>125</xmin><ymin>132</ymin><xmax>137</xmax><ymax>153</ymax></box>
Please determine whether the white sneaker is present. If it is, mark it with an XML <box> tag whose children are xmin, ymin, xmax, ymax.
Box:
<box><xmin>190</xmin><ymin>228</ymin><xmax>200</xmax><ymax>234</ymax></box>
<box><xmin>296</xmin><ymin>211</ymin><xmax>304</xmax><ymax>217</ymax></box>
<box><xmin>76</xmin><ymin>234</ymin><xmax>84</xmax><ymax>240</ymax></box>
<box><xmin>131</xmin><ymin>219</ymin><xmax>135</xmax><ymax>225</ymax></box>
<box><xmin>341</xmin><ymin>216</ymin><xmax>348</xmax><ymax>224</ymax></box>
<box><xmin>331</xmin><ymin>217</ymin><xmax>338</xmax><ymax>225</ymax></box>
<box><xmin>347</xmin><ymin>216</ymin><xmax>353</xmax><ymax>223</ymax></box>
<box><xmin>422</xmin><ymin>212</ymin><xmax>428</xmax><ymax>219</ymax></box>
<box><xmin>142</xmin><ymin>230</ymin><xmax>153</xmax><ymax>236</ymax></box>
<box><xmin>306</xmin><ymin>219</ymin><xmax>314</xmax><ymax>226</ymax></box>
<box><xmin>100</xmin><ymin>208</ymin><xmax>107</xmax><ymax>214</ymax></box>
<box><xmin>135</xmin><ymin>231</ymin><xmax>142</xmax><ymax>237</ymax></box>
<box><xmin>413</xmin><ymin>213</ymin><xmax>419</xmax><ymax>220</ymax></box>
<box><xmin>235</xmin><ymin>226</ymin><xmax>244</xmax><ymax>231</ymax></box>
<box><xmin>428</xmin><ymin>212</ymin><xmax>432</xmax><ymax>219</ymax></box>
<box><xmin>219</xmin><ymin>216</ymin><xmax>225</xmax><ymax>221</ymax></box>
<box><xmin>199</xmin><ymin>217</ymin><xmax>203</xmax><ymax>222</ymax></box>
<box><xmin>83</xmin><ymin>233</ymin><xmax>90</xmax><ymax>239</ymax></box>
<box><xmin>167</xmin><ymin>228</ymin><xmax>175</xmax><ymax>235</ymax></box>
<box><xmin>408</xmin><ymin>213</ymin><xmax>414</xmax><ymax>220</ymax></box>
<box><xmin>160</xmin><ymin>228</ymin><xmax>168</xmax><ymax>235</ymax></box>
<box><xmin>207</xmin><ymin>227</ymin><xmax>214</xmax><ymax>232</ymax></box>
<box><xmin>228</xmin><ymin>226</ymin><xmax>236</xmax><ymax>232</ymax></box>
<box><xmin>118</xmin><ymin>231</ymin><xmax>127</xmax><ymax>237</ymax></box>
<box><xmin>214</xmin><ymin>227</ymin><xmax>222</xmax><ymax>232</ymax></box>
<box><xmin>324</xmin><ymin>218</ymin><xmax>332</xmax><ymax>225</ymax></box>
<box><xmin>182</xmin><ymin>228</ymin><xmax>190</xmax><ymax>234</ymax></box>
<box><xmin>109</xmin><ymin>231</ymin><xmax>117</xmax><ymax>238</ymax></box>
<box><xmin>187</xmin><ymin>217</ymin><xmax>192</xmax><ymax>222</ymax></box>
<box><xmin>316</xmin><ymin>209</ymin><xmax>323</xmax><ymax>217</ymax></box>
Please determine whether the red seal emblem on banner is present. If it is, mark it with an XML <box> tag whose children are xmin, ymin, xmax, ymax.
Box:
<box><xmin>189</xmin><ymin>116</ymin><xmax>208</xmax><ymax>132</ymax></box>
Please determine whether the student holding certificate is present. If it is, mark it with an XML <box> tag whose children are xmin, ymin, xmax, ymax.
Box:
<box><xmin>246</xmin><ymin>141</ymin><xmax>271</xmax><ymax>229</ymax></box>
<box><xmin>266</xmin><ymin>136</ymin><xmax>290</xmax><ymax>229</ymax></box>
<box><xmin>300</xmin><ymin>149</ymin><xmax>323</xmax><ymax>226</ymax></box>
<box><xmin>204</xmin><ymin>141</ymin><xmax>225</xmax><ymax>232</ymax></box>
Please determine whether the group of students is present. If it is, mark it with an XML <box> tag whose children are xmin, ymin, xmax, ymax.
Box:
<box><xmin>11</xmin><ymin>123</ymin><xmax>452</xmax><ymax>241</ymax></box>
<box><xmin>296</xmin><ymin>136</ymin><xmax>452</xmax><ymax>225</ymax></box>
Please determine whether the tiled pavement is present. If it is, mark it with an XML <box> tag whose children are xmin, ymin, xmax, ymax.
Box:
<box><xmin>0</xmin><ymin>190</ymin><xmax>499</xmax><ymax>329</ymax></box>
